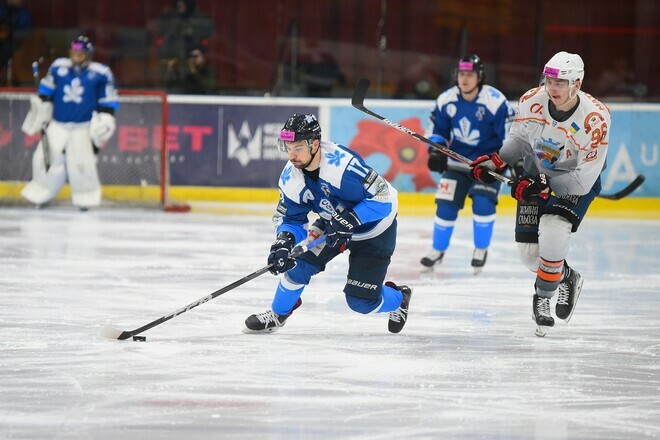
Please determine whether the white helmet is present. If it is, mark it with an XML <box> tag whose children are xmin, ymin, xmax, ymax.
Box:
<box><xmin>543</xmin><ymin>51</ymin><xmax>584</xmax><ymax>85</ymax></box>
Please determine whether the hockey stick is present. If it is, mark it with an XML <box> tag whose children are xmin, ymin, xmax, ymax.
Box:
<box><xmin>597</xmin><ymin>175</ymin><xmax>645</xmax><ymax>200</ymax></box>
<box><xmin>352</xmin><ymin>78</ymin><xmax>511</xmax><ymax>185</ymax></box>
<box><xmin>99</xmin><ymin>235</ymin><xmax>326</xmax><ymax>340</ymax></box>
<box><xmin>353</xmin><ymin>78</ymin><xmax>644</xmax><ymax>201</ymax></box>
<box><xmin>32</xmin><ymin>60</ymin><xmax>51</xmax><ymax>172</ymax></box>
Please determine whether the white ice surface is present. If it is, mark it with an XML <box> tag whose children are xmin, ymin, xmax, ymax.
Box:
<box><xmin>0</xmin><ymin>206</ymin><xmax>659</xmax><ymax>439</ymax></box>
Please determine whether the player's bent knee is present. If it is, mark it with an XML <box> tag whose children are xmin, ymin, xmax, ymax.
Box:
<box><xmin>471</xmin><ymin>195</ymin><xmax>496</xmax><ymax>216</ymax></box>
<box><xmin>285</xmin><ymin>259</ymin><xmax>317</xmax><ymax>285</ymax></box>
<box><xmin>345</xmin><ymin>295</ymin><xmax>381</xmax><ymax>314</ymax></box>
<box><xmin>517</xmin><ymin>242</ymin><xmax>539</xmax><ymax>272</ymax></box>
<box><xmin>435</xmin><ymin>201</ymin><xmax>459</xmax><ymax>220</ymax></box>
<box><xmin>539</xmin><ymin>213</ymin><xmax>572</xmax><ymax>235</ymax></box>
<box><xmin>538</xmin><ymin>214</ymin><xmax>572</xmax><ymax>261</ymax></box>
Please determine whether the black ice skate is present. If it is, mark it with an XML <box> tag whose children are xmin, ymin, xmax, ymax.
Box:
<box><xmin>533</xmin><ymin>294</ymin><xmax>555</xmax><ymax>337</ymax></box>
<box><xmin>420</xmin><ymin>249</ymin><xmax>444</xmax><ymax>269</ymax></box>
<box><xmin>555</xmin><ymin>263</ymin><xmax>583</xmax><ymax>322</ymax></box>
<box><xmin>242</xmin><ymin>298</ymin><xmax>302</xmax><ymax>334</ymax></box>
<box><xmin>471</xmin><ymin>248</ymin><xmax>488</xmax><ymax>275</ymax></box>
<box><xmin>386</xmin><ymin>281</ymin><xmax>412</xmax><ymax>334</ymax></box>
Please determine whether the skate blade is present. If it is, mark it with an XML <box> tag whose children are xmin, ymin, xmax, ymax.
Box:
<box><xmin>535</xmin><ymin>325</ymin><xmax>549</xmax><ymax>337</ymax></box>
<box><xmin>241</xmin><ymin>326</ymin><xmax>280</xmax><ymax>334</ymax></box>
<box><xmin>562</xmin><ymin>277</ymin><xmax>584</xmax><ymax>324</ymax></box>
<box><xmin>472</xmin><ymin>266</ymin><xmax>483</xmax><ymax>275</ymax></box>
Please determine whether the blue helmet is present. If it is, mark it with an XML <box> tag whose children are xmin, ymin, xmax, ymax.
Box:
<box><xmin>70</xmin><ymin>36</ymin><xmax>94</xmax><ymax>68</ymax></box>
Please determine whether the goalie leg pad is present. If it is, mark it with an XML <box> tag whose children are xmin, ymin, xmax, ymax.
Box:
<box><xmin>21</xmin><ymin>145</ymin><xmax>67</xmax><ymax>204</ymax></box>
<box><xmin>66</xmin><ymin>127</ymin><xmax>101</xmax><ymax>208</ymax></box>
<box><xmin>21</xmin><ymin>124</ymin><xmax>69</xmax><ymax>205</ymax></box>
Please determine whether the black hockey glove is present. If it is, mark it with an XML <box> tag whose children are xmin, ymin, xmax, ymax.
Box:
<box><xmin>267</xmin><ymin>231</ymin><xmax>297</xmax><ymax>275</ymax></box>
<box><xmin>511</xmin><ymin>173</ymin><xmax>551</xmax><ymax>202</ymax></box>
<box><xmin>326</xmin><ymin>210</ymin><xmax>361</xmax><ymax>248</ymax></box>
<box><xmin>468</xmin><ymin>152</ymin><xmax>507</xmax><ymax>183</ymax></box>
<box><xmin>427</xmin><ymin>148</ymin><xmax>448</xmax><ymax>173</ymax></box>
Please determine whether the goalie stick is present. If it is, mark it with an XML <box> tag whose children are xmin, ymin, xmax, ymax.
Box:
<box><xmin>99</xmin><ymin>235</ymin><xmax>326</xmax><ymax>340</ymax></box>
<box><xmin>352</xmin><ymin>78</ymin><xmax>644</xmax><ymax>201</ymax></box>
<box><xmin>32</xmin><ymin>60</ymin><xmax>51</xmax><ymax>172</ymax></box>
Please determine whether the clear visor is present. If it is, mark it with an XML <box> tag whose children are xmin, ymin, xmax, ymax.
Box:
<box><xmin>540</xmin><ymin>74</ymin><xmax>570</xmax><ymax>90</ymax></box>
<box><xmin>277</xmin><ymin>130</ymin><xmax>312</xmax><ymax>153</ymax></box>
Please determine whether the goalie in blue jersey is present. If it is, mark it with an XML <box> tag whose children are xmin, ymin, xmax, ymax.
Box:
<box><xmin>243</xmin><ymin>113</ymin><xmax>412</xmax><ymax>334</ymax></box>
<box><xmin>21</xmin><ymin>36</ymin><xmax>119</xmax><ymax>210</ymax></box>
<box><xmin>420</xmin><ymin>54</ymin><xmax>515</xmax><ymax>273</ymax></box>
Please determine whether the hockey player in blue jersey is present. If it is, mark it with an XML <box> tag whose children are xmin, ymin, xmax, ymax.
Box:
<box><xmin>243</xmin><ymin>113</ymin><xmax>412</xmax><ymax>334</ymax></box>
<box><xmin>420</xmin><ymin>54</ymin><xmax>515</xmax><ymax>273</ymax></box>
<box><xmin>21</xmin><ymin>36</ymin><xmax>119</xmax><ymax>210</ymax></box>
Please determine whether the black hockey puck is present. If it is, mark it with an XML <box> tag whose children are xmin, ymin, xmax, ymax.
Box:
<box><xmin>132</xmin><ymin>335</ymin><xmax>147</xmax><ymax>342</ymax></box>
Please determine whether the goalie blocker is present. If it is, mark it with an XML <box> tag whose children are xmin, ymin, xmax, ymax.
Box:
<box><xmin>21</xmin><ymin>95</ymin><xmax>53</xmax><ymax>137</ymax></box>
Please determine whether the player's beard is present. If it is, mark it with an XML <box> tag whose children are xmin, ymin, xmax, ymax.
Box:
<box><xmin>293</xmin><ymin>144</ymin><xmax>319</xmax><ymax>170</ymax></box>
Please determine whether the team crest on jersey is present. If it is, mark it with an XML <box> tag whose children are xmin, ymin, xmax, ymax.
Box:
<box><xmin>584</xmin><ymin>150</ymin><xmax>598</xmax><ymax>162</ymax></box>
<box><xmin>452</xmin><ymin>116</ymin><xmax>480</xmax><ymax>145</ymax></box>
<box><xmin>475</xmin><ymin>106</ymin><xmax>485</xmax><ymax>121</ymax></box>
<box><xmin>325</xmin><ymin>150</ymin><xmax>345</xmax><ymax>167</ymax></box>
<box><xmin>446</xmin><ymin>104</ymin><xmax>457</xmax><ymax>118</ymax></box>
<box><xmin>63</xmin><ymin>78</ymin><xmax>84</xmax><ymax>104</ymax></box>
<box><xmin>57</xmin><ymin>66</ymin><xmax>69</xmax><ymax>77</ymax></box>
<box><xmin>320</xmin><ymin>182</ymin><xmax>331</xmax><ymax>197</ymax></box>
<box><xmin>280</xmin><ymin>165</ymin><xmax>293</xmax><ymax>185</ymax></box>
<box><xmin>534</xmin><ymin>136</ymin><xmax>564</xmax><ymax>169</ymax></box>
<box><xmin>584</xmin><ymin>112</ymin><xmax>605</xmax><ymax>134</ymax></box>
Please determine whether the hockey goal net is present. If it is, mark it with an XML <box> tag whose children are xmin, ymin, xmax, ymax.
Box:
<box><xmin>0</xmin><ymin>89</ymin><xmax>189</xmax><ymax>211</ymax></box>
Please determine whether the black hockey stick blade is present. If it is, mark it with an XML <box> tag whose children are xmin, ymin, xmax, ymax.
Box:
<box><xmin>99</xmin><ymin>235</ymin><xmax>326</xmax><ymax>340</ymax></box>
<box><xmin>351</xmin><ymin>78</ymin><xmax>511</xmax><ymax>185</ymax></box>
<box><xmin>598</xmin><ymin>174</ymin><xmax>645</xmax><ymax>200</ymax></box>
<box><xmin>351</xmin><ymin>78</ymin><xmax>372</xmax><ymax>112</ymax></box>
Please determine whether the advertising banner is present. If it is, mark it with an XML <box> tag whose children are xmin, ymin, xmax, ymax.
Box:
<box><xmin>1</xmin><ymin>92</ymin><xmax>656</xmax><ymax>197</ymax></box>
<box><xmin>167</xmin><ymin>103</ymin><xmax>317</xmax><ymax>187</ymax></box>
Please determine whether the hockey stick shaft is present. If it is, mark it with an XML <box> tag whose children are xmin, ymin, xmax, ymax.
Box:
<box><xmin>32</xmin><ymin>61</ymin><xmax>51</xmax><ymax>171</ymax></box>
<box><xmin>597</xmin><ymin>175</ymin><xmax>645</xmax><ymax>201</ymax></box>
<box><xmin>351</xmin><ymin>78</ymin><xmax>512</xmax><ymax>185</ymax></box>
<box><xmin>100</xmin><ymin>235</ymin><xmax>327</xmax><ymax>340</ymax></box>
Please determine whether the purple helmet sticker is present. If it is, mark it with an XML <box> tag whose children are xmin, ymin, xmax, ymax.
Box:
<box><xmin>71</xmin><ymin>42</ymin><xmax>85</xmax><ymax>51</ymax></box>
<box><xmin>543</xmin><ymin>66</ymin><xmax>560</xmax><ymax>78</ymax></box>
<box><xmin>458</xmin><ymin>61</ymin><xmax>474</xmax><ymax>71</ymax></box>
<box><xmin>280</xmin><ymin>130</ymin><xmax>295</xmax><ymax>142</ymax></box>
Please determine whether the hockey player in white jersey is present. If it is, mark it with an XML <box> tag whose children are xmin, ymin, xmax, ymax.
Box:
<box><xmin>420</xmin><ymin>54</ymin><xmax>515</xmax><ymax>274</ymax></box>
<box><xmin>21</xmin><ymin>36</ymin><xmax>119</xmax><ymax>210</ymax></box>
<box><xmin>469</xmin><ymin>51</ymin><xmax>610</xmax><ymax>336</ymax></box>
<box><xmin>243</xmin><ymin>113</ymin><xmax>412</xmax><ymax>334</ymax></box>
